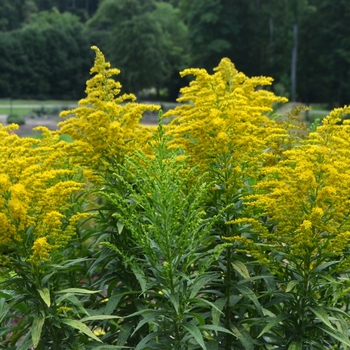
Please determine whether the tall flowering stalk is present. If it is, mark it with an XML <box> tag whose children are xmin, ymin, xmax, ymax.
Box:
<box><xmin>3</xmin><ymin>45</ymin><xmax>350</xmax><ymax>348</ymax></box>
<box><xmin>0</xmin><ymin>124</ymin><xmax>109</xmax><ymax>348</ymax></box>
<box><xmin>59</xmin><ymin>46</ymin><xmax>160</xmax><ymax>180</ymax></box>
<box><xmin>164</xmin><ymin>57</ymin><xmax>289</xmax><ymax>188</ymax></box>
<box><xmin>0</xmin><ymin>125</ymin><xmax>84</xmax><ymax>267</ymax></box>
<box><xmin>162</xmin><ymin>57</ymin><xmax>292</xmax><ymax>348</ymax></box>
<box><xmin>228</xmin><ymin>106</ymin><xmax>350</xmax><ymax>348</ymax></box>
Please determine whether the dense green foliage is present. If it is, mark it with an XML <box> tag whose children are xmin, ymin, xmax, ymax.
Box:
<box><xmin>0</xmin><ymin>9</ymin><xmax>92</xmax><ymax>100</ymax></box>
<box><xmin>0</xmin><ymin>0</ymin><xmax>349</xmax><ymax>104</ymax></box>
<box><xmin>6</xmin><ymin>113</ymin><xmax>25</xmax><ymax>125</ymax></box>
<box><xmin>2</xmin><ymin>46</ymin><xmax>350</xmax><ymax>349</ymax></box>
<box><xmin>87</xmin><ymin>0</ymin><xmax>188</xmax><ymax>96</ymax></box>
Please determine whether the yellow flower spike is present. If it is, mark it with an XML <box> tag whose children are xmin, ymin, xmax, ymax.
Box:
<box><xmin>0</xmin><ymin>123</ymin><xmax>85</xmax><ymax>265</ymax></box>
<box><xmin>238</xmin><ymin>106</ymin><xmax>350</xmax><ymax>266</ymax></box>
<box><xmin>58</xmin><ymin>46</ymin><xmax>160</xmax><ymax>177</ymax></box>
<box><xmin>30</xmin><ymin>237</ymin><xmax>51</xmax><ymax>264</ymax></box>
<box><xmin>164</xmin><ymin>57</ymin><xmax>289</xmax><ymax>193</ymax></box>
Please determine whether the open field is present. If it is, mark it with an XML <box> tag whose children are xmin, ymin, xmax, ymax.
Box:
<box><xmin>0</xmin><ymin>99</ymin><xmax>78</xmax><ymax>116</ymax></box>
<box><xmin>273</xmin><ymin>102</ymin><xmax>330</xmax><ymax>123</ymax></box>
<box><xmin>0</xmin><ymin>100</ymin><xmax>179</xmax><ymax>116</ymax></box>
<box><xmin>0</xmin><ymin>100</ymin><xmax>333</xmax><ymax>137</ymax></box>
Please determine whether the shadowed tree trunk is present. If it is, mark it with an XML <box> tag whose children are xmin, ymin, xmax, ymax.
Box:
<box><xmin>291</xmin><ymin>0</ymin><xmax>299</xmax><ymax>102</ymax></box>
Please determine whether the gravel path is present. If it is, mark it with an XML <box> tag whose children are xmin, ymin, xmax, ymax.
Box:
<box><xmin>0</xmin><ymin>114</ymin><xmax>158</xmax><ymax>136</ymax></box>
<box><xmin>0</xmin><ymin>115</ymin><xmax>59</xmax><ymax>136</ymax></box>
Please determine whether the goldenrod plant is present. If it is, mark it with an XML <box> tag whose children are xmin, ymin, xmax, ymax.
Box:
<box><xmin>0</xmin><ymin>125</ymin><xmax>119</xmax><ymax>349</ymax></box>
<box><xmin>227</xmin><ymin>106</ymin><xmax>350</xmax><ymax>348</ymax></box>
<box><xmin>94</xmin><ymin>113</ymin><xmax>234</xmax><ymax>349</ymax></box>
<box><xmin>59</xmin><ymin>46</ymin><xmax>159</xmax><ymax>179</ymax></box>
<box><xmin>2</xmin><ymin>46</ymin><xmax>350</xmax><ymax>349</ymax></box>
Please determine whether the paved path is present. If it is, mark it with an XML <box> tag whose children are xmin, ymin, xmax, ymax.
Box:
<box><xmin>0</xmin><ymin>114</ymin><xmax>7</xmax><ymax>124</ymax></box>
<box><xmin>0</xmin><ymin>104</ymin><xmax>78</xmax><ymax>109</ymax></box>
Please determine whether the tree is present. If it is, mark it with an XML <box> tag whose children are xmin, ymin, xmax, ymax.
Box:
<box><xmin>24</xmin><ymin>9</ymin><xmax>93</xmax><ymax>99</ymax></box>
<box><xmin>88</xmin><ymin>0</ymin><xmax>188</xmax><ymax>96</ymax></box>
<box><xmin>0</xmin><ymin>9</ymin><xmax>93</xmax><ymax>99</ymax></box>
<box><xmin>0</xmin><ymin>0</ymin><xmax>39</xmax><ymax>31</ymax></box>
<box><xmin>179</xmin><ymin>0</ymin><xmax>236</xmax><ymax>71</ymax></box>
<box><xmin>299</xmin><ymin>0</ymin><xmax>350</xmax><ymax>106</ymax></box>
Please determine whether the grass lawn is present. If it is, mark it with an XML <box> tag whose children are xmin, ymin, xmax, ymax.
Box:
<box><xmin>0</xmin><ymin>99</ymin><xmax>78</xmax><ymax>116</ymax></box>
<box><xmin>274</xmin><ymin>102</ymin><xmax>330</xmax><ymax>124</ymax></box>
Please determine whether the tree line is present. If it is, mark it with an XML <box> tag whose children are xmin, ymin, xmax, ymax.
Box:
<box><xmin>0</xmin><ymin>0</ymin><xmax>349</xmax><ymax>106</ymax></box>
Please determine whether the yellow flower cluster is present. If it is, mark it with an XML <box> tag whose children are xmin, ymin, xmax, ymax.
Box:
<box><xmin>59</xmin><ymin>46</ymin><xmax>160</xmax><ymax>177</ymax></box>
<box><xmin>164</xmin><ymin>58</ymin><xmax>288</xmax><ymax>191</ymax></box>
<box><xmin>29</xmin><ymin>237</ymin><xmax>51</xmax><ymax>264</ymax></box>
<box><xmin>230</xmin><ymin>106</ymin><xmax>350</xmax><ymax>267</ymax></box>
<box><xmin>0</xmin><ymin>124</ymin><xmax>84</xmax><ymax>266</ymax></box>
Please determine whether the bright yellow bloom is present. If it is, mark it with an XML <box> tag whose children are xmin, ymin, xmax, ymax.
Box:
<box><xmin>164</xmin><ymin>57</ymin><xmax>289</xmax><ymax>193</ymax></box>
<box><xmin>230</xmin><ymin>106</ymin><xmax>350</xmax><ymax>269</ymax></box>
<box><xmin>93</xmin><ymin>327</ymin><xmax>106</xmax><ymax>337</ymax></box>
<box><xmin>0</xmin><ymin>123</ymin><xmax>85</xmax><ymax>266</ymax></box>
<box><xmin>58</xmin><ymin>46</ymin><xmax>160</xmax><ymax>177</ymax></box>
<box><xmin>30</xmin><ymin>237</ymin><xmax>51</xmax><ymax>264</ymax></box>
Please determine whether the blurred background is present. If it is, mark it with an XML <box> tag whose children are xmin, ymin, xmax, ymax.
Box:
<box><xmin>0</xmin><ymin>0</ymin><xmax>349</xmax><ymax>127</ymax></box>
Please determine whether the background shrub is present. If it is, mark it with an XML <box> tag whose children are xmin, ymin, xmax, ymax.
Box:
<box><xmin>7</xmin><ymin>113</ymin><xmax>25</xmax><ymax>125</ymax></box>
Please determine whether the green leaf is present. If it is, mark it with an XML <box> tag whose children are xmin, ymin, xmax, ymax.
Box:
<box><xmin>183</xmin><ymin>322</ymin><xmax>207</xmax><ymax>350</ymax></box>
<box><xmin>257</xmin><ymin>314</ymin><xmax>288</xmax><ymax>338</ymax></box>
<box><xmin>200</xmin><ymin>324</ymin><xmax>235</xmax><ymax>336</ymax></box>
<box><xmin>309</xmin><ymin>306</ymin><xmax>334</xmax><ymax>329</ymax></box>
<box><xmin>288</xmin><ymin>340</ymin><xmax>302</xmax><ymax>350</ymax></box>
<box><xmin>314</xmin><ymin>260</ymin><xmax>339</xmax><ymax>272</ymax></box>
<box><xmin>188</xmin><ymin>312</ymin><xmax>205</xmax><ymax>326</ymax></box>
<box><xmin>56</xmin><ymin>288</ymin><xmax>100</xmax><ymax>294</ymax></box>
<box><xmin>61</xmin><ymin>318</ymin><xmax>102</xmax><ymax>343</ymax></box>
<box><xmin>80</xmin><ymin>314</ymin><xmax>121</xmax><ymax>322</ymax></box>
<box><xmin>131</xmin><ymin>310</ymin><xmax>162</xmax><ymax>336</ymax></box>
<box><xmin>38</xmin><ymin>288</ymin><xmax>51</xmax><ymax>307</ymax></box>
<box><xmin>236</xmin><ymin>285</ymin><xmax>263</xmax><ymax>316</ymax></box>
<box><xmin>162</xmin><ymin>290</ymin><xmax>179</xmax><ymax>314</ymax></box>
<box><xmin>188</xmin><ymin>297</ymin><xmax>223</xmax><ymax>313</ymax></box>
<box><xmin>16</xmin><ymin>330</ymin><xmax>32</xmax><ymax>350</ymax></box>
<box><xmin>212</xmin><ymin>297</ymin><xmax>227</xmax><ymax>326</ymax></box>
<box><xmin>56</xmin><ymin>294</ymin><xmax>90</xmax><ymax>316</ymax></box>
<box><xmin>232</xmin><ymin>261</ymin><xmax>252</xmax><ymax>281</ymax></box>
<box><xmin>93</xmin><ymin>346</ymin><xmax>131</xmax><ymax>349</ymax></box>
<box><xmin>117</xmin><ymin>322</ymin><xmax>134</xmax><ymax>347</ymax></box>
<box><xmin>285</xmin><ymin>280</ymin><xmax>299</xmax><ymax>293</ymax></box>
<box><xmin>231</xmin><ymin>325</ymin><xmax>254</xmax><ymax>350</ymax></box>
<box><xmin>32</xmin><ymin>314</ymin><xmax>45</xmax><ymax>348</ymax></box>
<box><xmin>319</xmin><ymin>324</ymin><xmax>350</xmax><ymax>346</ymax></box>
<box><xmin>104</xmin><ymin>294</ymin><xmax>122</xmax><ymax>315</ymax></box>
<box><xmin>135</xmin><ymin>331</ymin><xmax>162</xmax><ymax>350</ymax></box>
<box><xmin>131</xmin><ymin>267</ymin><xmax>147</xmax><ymax>293</ymax></box>
<box><xmin>93</xmin><ymin>345</ymin><xmax>132</xmax><ymax>349</ymax></box>
<box><xmin>117</xmin><ymin>222</ymin><xmax>124</xmax><ymax>234</ymax></box>
<box><xmin>41</xmin><ymin>270</ymin><xmax>57</xmax><ymax>285</ymax></box>
<box><xmin>189</xmin><ymin>273</ymin><xmax>217</xmax><ymax>299</ymax></box>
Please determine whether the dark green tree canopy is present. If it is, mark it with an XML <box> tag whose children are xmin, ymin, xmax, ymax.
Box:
<box><xmin>0</xmin><ymin>0</ymin><xmax>349</xmax><ymax>104</ymax></box>
<box><xmin>0</xmin><ymin>9</ymin><xmax>92</xmax><ymax>99</ymax></box>
<box><xmin>88</xmin><ymin>0</ymin><xmax>188</xmax><ymax>94</ymax></box>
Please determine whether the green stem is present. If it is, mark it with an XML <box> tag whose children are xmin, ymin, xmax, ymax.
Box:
<box><xmin>225</xmin><ymin>245</ymin><xmax>232</xmax><ymax>350</ymax></box>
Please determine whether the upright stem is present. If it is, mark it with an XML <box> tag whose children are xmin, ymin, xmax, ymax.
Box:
<box><xmin>224</xmin><ymin>245</ymin><xmax>232</xmax><ymax>350</ymax></box>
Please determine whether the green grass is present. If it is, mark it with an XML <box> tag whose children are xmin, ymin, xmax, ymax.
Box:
<box><xmin>309</xmin><ymin>103</ymin><xmax>328</xmax><ymax>111</ymax></box>
<box><xmin>0</xmin><ymin>99</ymin><xmax>77</xmax><ymax>105</ymax></box>
<box><xmin>274</xmin><ymin>102</ymin><xmax>331</xmax><ymax>124</ymax></box>
<box><xmin>0</xmin><ymin>99</ymin><xmax>78</xmax><ymax>116</ymax></box>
